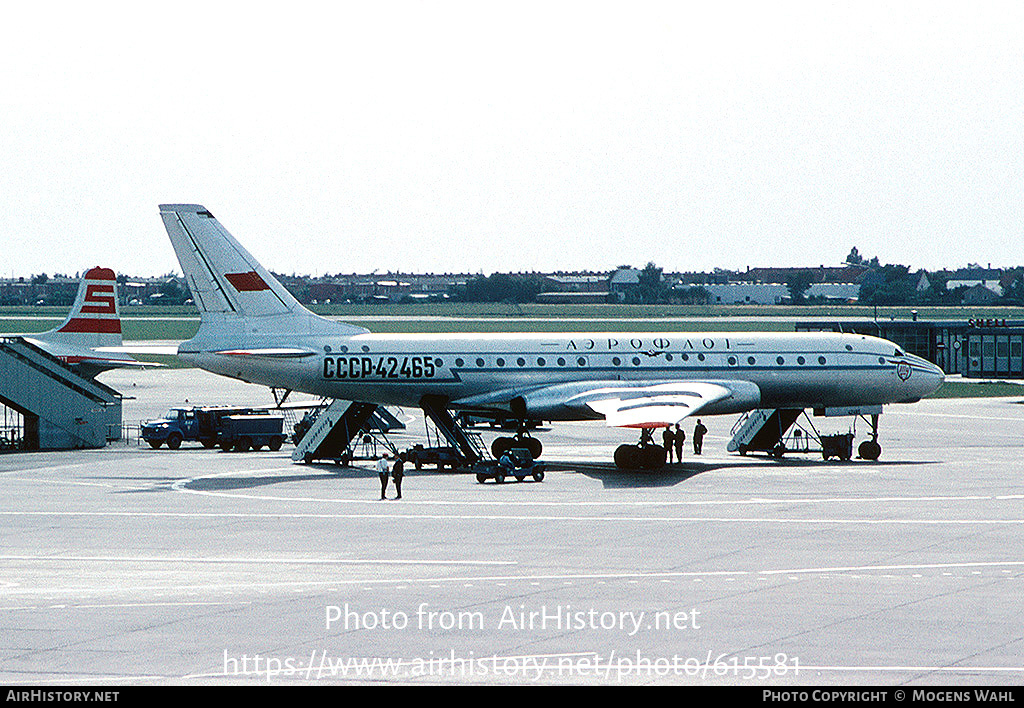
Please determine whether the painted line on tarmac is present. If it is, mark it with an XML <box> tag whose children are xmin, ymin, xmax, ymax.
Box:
<box><xmin>786</xmin><ymin>664</ymin><xmax>1024</xmax><ymax>677</ymax></box>
<box><xmin>24</xmin><ymin>560</ymin><xmax>1024</xmax><ymax>589</ymax></box>
<box><xmin>0</xmin><ymin>601</ymin><xmax>252</xmax><ymax>612</ymax></box>
<box><xmin>0</xmin><ymin>554</ymin><xmax>514</xmax><ymax>566</ymax></box>
<box><xmin>0</xmin><ymin>461</ymin><xmax>111</xmax><ymax>477</ymax></box>
<box><xmin>2</xmin><ymin>560</ymin><xmax>1019</xmax><ymax>600</ymax></box>
<box><xmin>3</xmin><ymin>477</ymin><xmax>118</xmax><ymax>488</ymax></box>
<box><xmin>3</xmin><ymin>508</ymin><xmax>1024</xmax><ymax>525</ymax></box>
<box><xmin>758</xmin><ymin>560</ymin><xmax>1024</xmax><ymax>575</ymax></box>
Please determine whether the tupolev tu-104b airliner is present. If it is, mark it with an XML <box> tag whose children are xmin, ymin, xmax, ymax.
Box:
<box><xmin>158</xmin><ymin>204</ymin><xmax>944</xmax><ymax>468</ymax></box>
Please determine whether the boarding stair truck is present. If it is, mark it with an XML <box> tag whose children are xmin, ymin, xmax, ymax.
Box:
<box><xmin>216</xmin><ymin>412</ymin><xmax>286</xmax><ymax>452</ymax></box>
<box><xmin>292</xmin><ymin>399</ymin><xmax>391</xmax><ymax>464</ymax></box>
<box><xmin>727</xmin><ymin>409</ymin><xmax>803</xmax><ymax>457</ymax></box>
<box><xmin>728</xmin><ymin>405</ymin><xmax>880</xmax><ymax>460</ymax></box>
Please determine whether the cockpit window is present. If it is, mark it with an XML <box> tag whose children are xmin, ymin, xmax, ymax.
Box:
<box><xmin>894</xmin><ymin>348</ymin><xmax>905</xmax><ymax>357</ymax></box>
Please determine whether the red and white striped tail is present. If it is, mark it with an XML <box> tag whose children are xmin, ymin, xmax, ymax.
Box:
<box><xmin>39</xmin><ymin>267</ymin><xmax>123</xmax><ymax>347</ymax></box>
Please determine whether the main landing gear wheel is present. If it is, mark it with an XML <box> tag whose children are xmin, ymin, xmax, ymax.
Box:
<box><xmin>614</xmin><ymin>444</ymin><xmax>666</xmax><ymax>470</ymax></box>
<box><xmin>491</xmin><ymin>435</ymin><xmax>542</xmax><ymax>460</ymax></box>
<box><xmin>614</xmin><ymin>426</ymin><xmax>671</xmax><ymax>471</ymax></box>
<box><xmin>614</xmin><ymin>429</ymin><xmax>667</xmax><ymax>470</ymax></box>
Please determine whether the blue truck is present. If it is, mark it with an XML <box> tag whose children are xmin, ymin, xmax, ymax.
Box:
<box><xmin>216</xmin><ymin>413</ymin><xmax>286</xmax><ymax>452</ymax></box>
<box><xmin>141</xmin><ymin>406</ymin><xmax>284</xmax><ymax>451</ymax></box>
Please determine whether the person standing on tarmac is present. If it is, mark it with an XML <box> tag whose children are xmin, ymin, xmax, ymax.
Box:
<box><xmin>693</xmin><ymin>419</ymin><xmax>708</xmax><ymax>455</ymax></box>
<box><xmin>673</xmin><ymin>423</ymin><xmax>685</xmax><ymax>462</ymax></box>
<box><xmin>662</xmin><ymin>426</ymin><xmax>675</xmax><ymax>464</ymax></box>
<box><xmin>376</xmin><ymin>452</ymin><xmax>391</xmax><ymax>500</ymax></box>
<box><xmin>392</xmin><ymin>454</ymin><xmax>405</xmax><ymax>500</ymax></box>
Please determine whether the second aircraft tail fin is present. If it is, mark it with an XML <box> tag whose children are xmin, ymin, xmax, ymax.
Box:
<box><xmin>33</xmin><ymin>267</ymin><xmax>124</xmax><ymax>349</ymax></box>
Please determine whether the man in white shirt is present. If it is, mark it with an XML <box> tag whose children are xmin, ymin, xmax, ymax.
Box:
<box><xmin>376</xmin><ymin>453</ymin><xmax>391</xmax><ymax>500</ymax></box>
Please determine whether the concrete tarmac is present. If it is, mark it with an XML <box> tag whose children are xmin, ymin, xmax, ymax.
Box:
<box><xmin>1</xmin><ymin>369</ymin><xmax>1023</xmax><ymax>685</ymax></box>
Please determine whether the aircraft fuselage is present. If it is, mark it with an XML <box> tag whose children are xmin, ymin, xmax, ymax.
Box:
<box><xmin>180</xmin><ymin>330</ymin><xmax>943</xmax><ymax>421</ymax></box>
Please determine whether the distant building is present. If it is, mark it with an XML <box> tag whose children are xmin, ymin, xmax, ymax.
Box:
<box><xmin>0</xmin><ymin>274</ymin><xmax>79</xmax><ymax>306</ymax></box>
<box><xmin>543</xmin><ymin>274</ymin><xmax>608</xmax><ymax>293</ymax></box>
<box><xmin>945</xmin><ymin>267</ymin><xmax>1003</xmax><ymax>298</ymax></box>
<box><xmin>305</xmin><ymin>273</ymin><xmax>470</xmax><ymax>303</ymax></box>
<box><xmin>703</xmin><ymin>282</ymin><xmax>788</xmax><ymax>305</ymax></box>
<box><xmin>121</xmin><ymin>276</ymin><xmax>183</xmax><ymax>305</ymax></box>
<box><xmin>741</xmin><ymin>264</ymin><xmax>869</xmax><ymax>285</ymax></box>
<box><xmin>961</xmin><ymin>283</ymin><xmax>1001</xmax><ymax>305</ymax></box>
<box><xmin>608</xmin><ymin>267</ymin><xmax>641</xmax><ymax>301</ymax></box>
<box><xmin>536</xmin><ymin>273</ymin><xmax>610</xmax><ymax>304</ymax></box>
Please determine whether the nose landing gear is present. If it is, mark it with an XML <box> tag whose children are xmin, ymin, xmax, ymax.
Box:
<box><xmin>857</xmin><ymin>413</ymin><xmax>882</xmax><ymax>461</ymax></box>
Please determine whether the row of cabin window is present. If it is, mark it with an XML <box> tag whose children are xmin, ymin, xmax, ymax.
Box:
<box><xmin>436</xmin><ymin>354</ymin><xmax>883</xmax><ymax>368</ymax></box>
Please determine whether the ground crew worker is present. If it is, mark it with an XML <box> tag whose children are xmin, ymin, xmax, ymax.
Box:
<box><xmin>392</xmin><ymin>455</ymin><xmax>405</xmax><ymax>500</ymax></box>
<box><xmin>376</xmin><ymin>452</ymin><xmax>390</xmax><ymax>500</ymax></box>
<box><xmin>674</xmin><ymin>423</ymin><xmax>685</xmax><ymax>462</ymax></box>
<box><xmin>662</xmin><ymin>426</ymin><xmax>675</xmax><ymax>464</ymax></box>
<box><xmin>693</xmin><ymin>419</ymin><xmax>707</xmax><ymax>455</ymax></box>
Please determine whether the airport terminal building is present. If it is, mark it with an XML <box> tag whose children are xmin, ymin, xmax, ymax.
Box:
<box><xmin>797</xmin><ymin>318</ymin><xmax>1024</xmax><ymax>378</ymax></box>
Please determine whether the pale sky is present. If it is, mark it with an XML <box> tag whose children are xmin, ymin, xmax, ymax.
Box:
<box><xmin>1</xmin><ymin>1</ymin><xmax>1021</xmax><ymax>278</ymax></box>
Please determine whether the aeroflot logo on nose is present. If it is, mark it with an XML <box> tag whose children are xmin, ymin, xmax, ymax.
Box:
<box><xmin>225</xmin><ymin>271</ymin><xmax>270</xmax><ymax>292</ymax></box>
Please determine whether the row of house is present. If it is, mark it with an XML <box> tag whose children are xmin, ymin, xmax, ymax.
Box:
<box><xmin>276</xmin><ymin>264</ymin><xmax>1021</xmax><ymax>305</ymax></box>
<box><xmin>0</xmin><ymin>274</ymin><xmax>188</xmax><ymax>307</ymax></box>
<box><xmin>0</xmin><ymin>265</ymin><xmax>1015</xmax><ymax>307</ymax></box>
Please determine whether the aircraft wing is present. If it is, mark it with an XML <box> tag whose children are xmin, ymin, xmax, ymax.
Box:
<box><xmin>454</xmin><ymin>378</ymin><xmax>761</xmax><ymax>429</ymax></box>
<box><xmin>75</xmin><ymin>356</ymin><xmax>164</xmax><ymax>369</ymax></box>
<box><xmin>571</xmin><ymin>381</ymin><xmax>736</xmax><ymax>428</ymax></box>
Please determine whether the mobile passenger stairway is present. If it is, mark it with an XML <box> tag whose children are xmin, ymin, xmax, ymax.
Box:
<box><xmin>291</xmin><ymin>399</ymin><xmax>403</xmax><ymax>464</ymax></box>
<box><xmin>728</xmin><ymin>409</ymin><xmax>803</xmax><ymax>457</ymax></box>
<box><xmin>0</xmin><ymin>337</ymin><xmax>122</xmax><ymax>450</ymax></box>
<box><xmin>417</xmin><ymin>394</ymin><xmax>488</xmax><ymax>465</ymax></box>
<box><xmin>728</xmin><ymin>406</ymin><xmax>882</xmax><ymax>461</ymax></box>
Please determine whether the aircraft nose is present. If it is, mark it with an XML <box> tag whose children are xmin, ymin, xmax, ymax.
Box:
<box><xmin>924</xmin><ymin>360</ymin><xmax>946</xmax><ymax>396</ymax></box>
<box><xmin>908</xmin><ymin>354</ymin><xmax>945</xmax><ymax>398</ymax></box>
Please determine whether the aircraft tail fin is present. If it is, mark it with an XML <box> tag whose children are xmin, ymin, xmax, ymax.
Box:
<box><xmin>158</xmin><ymin>204</ymin><xmax>367</xmax><ymax>338</ymax></box>
<box><xmin>33</xmin><ymin>267</ymin><xmax>124</xmax><ymax>349</ymax></box>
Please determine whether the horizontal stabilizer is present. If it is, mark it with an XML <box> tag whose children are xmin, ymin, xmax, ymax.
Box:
<box><xmin>214</xmin><ymin>348</ymin><xmax>317</xmax><ymax>358</ymax></box>
<box><xmin>95</xmin><ymin>344</ymin><xmax>180</xmax><ymax>356</ymax></box>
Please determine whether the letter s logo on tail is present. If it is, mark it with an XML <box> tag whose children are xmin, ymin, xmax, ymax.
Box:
<box><xmin>53</xmin><ymin>267</ymin><xmax>123</xmax><ymax>342</ymax></box>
